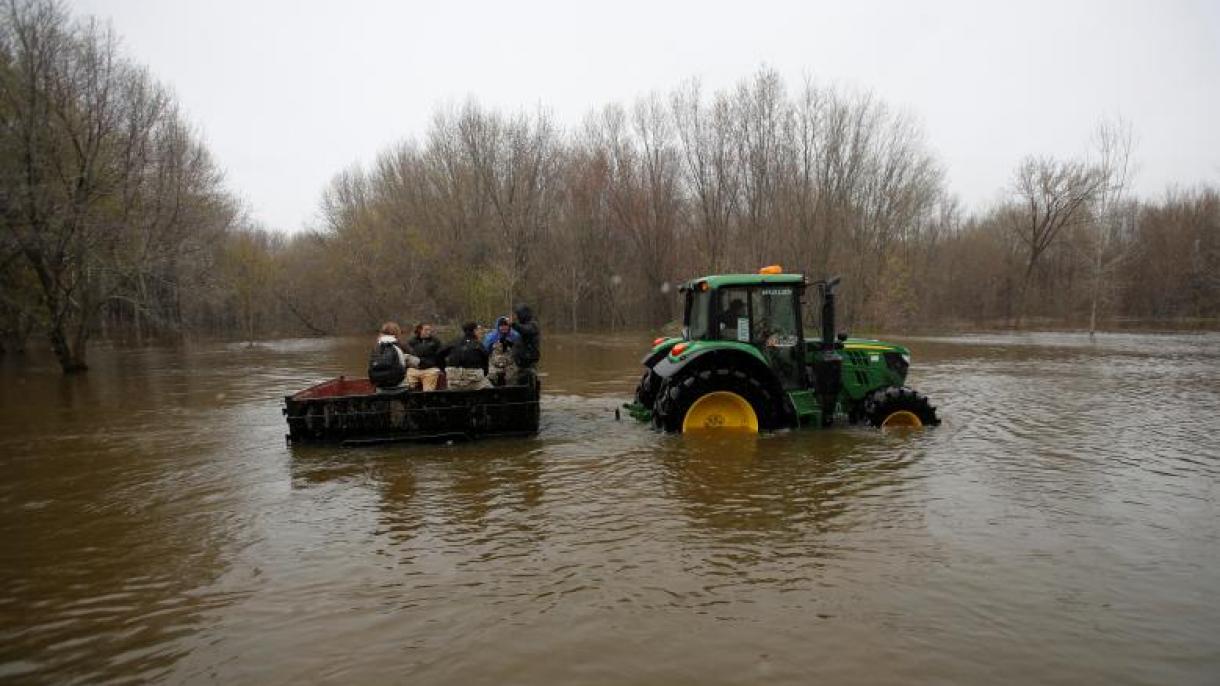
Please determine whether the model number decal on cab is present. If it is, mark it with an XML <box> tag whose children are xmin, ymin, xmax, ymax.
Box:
<box><xmin>761</xmin><ymin>288</ymin><xmax>792</xmax><ymax>296</ymax></box>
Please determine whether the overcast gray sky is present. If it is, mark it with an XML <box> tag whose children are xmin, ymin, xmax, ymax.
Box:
<box><xmin>71</xmin><ymin>0</ymin><xmax>1220</xmax><ymax>233</ymax></box>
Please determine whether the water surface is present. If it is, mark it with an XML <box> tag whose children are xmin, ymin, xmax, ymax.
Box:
<box><xmin>2</xmin><ymin>331</ymin><xmax>1218</xmax><ymax>684</ymax></box>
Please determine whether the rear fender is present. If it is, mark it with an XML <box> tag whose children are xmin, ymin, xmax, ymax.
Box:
<box><xmin>653</xmin><ymin>347</ymin><xmax>792</xmax><ymax>418</ymax></box>
<box><xmin>641</xmin><ymin>338</ymin><xmax>681</xmax><ymax>367</ymax></box>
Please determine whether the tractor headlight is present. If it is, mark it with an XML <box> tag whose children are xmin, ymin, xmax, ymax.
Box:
<box><xmin>883</xmin><ymin>351</ymin><xmax>910</xmax><ymax>376</ymax></box>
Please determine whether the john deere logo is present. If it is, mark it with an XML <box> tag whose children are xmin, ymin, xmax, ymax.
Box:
<box><xmin>705</xmin><ymin>414</ymin><xmax>725</xmax><ymax>427</ymax></box>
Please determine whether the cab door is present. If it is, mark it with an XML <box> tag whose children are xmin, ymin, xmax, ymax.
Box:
<box><xmin>750</xmin><ymin>286</ymin><xmax>806</xmax><ymax>390</ymax></box>
<box><xmin>713</xmin><ymin>288</ymin><xmax>751</xmax><ymax>342</ymax></box>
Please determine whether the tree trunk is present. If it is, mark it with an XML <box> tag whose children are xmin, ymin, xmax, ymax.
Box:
<box><xmin>1015</xmin><ymin>256</ymin><xmax>1039</xmax><ymax>329</ymax></box>
<box><xmin>569</xmin><ymin>269</ymin><xmax>579</xmax><ymax>332</ymax></box>
<box><xmin>70</xmin><ymin>322</ymin><xmax>90</xmax><ymax>372</ymax></box>
<box><xmin>49</xmin><ymin>323</ymin><xmax>88</xmax><ymax>373</ymax></box>
<box><xmin>1088</xmin><ymin>240</ymin><xmax>1103</xmax><ymax>339</ymax></box>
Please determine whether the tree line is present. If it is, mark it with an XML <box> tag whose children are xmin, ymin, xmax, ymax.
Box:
<box><xmin>1</xmin><ymin>0</ymin><xmax>238</xmax><ymax>371</ymax></box>
<box><xmin>2</xmin><ymin>0</ymin><xmax>1217</xmax><ymax>374</ymax></box>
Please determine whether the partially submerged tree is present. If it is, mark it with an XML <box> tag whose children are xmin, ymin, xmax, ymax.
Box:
<box><xmin>1008</xmin><ymin>155</ymin><xmax>1105</xmax><ymax>326</ymax></box>
<box><xmin>1087</xmin><ymin>117</ymin><xmax>1135</xmax><ymax>337</ymax></box>
<box><xmin>0</xmin><ymin>0</ymin><xmax>234</xmax><ymax>371</ymax></box>
<box><xmin>221</xmin><ymin>225</ymin><xmax>279</xmax><ymax>345</ymax></box>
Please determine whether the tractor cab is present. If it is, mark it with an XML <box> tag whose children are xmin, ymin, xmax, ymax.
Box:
<box><xmin>681</xmin><ymin>269</ymin><xmax>807</xmax><ymax>390</ymax></box>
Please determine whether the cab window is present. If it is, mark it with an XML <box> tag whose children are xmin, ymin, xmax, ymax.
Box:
<box><xmin>714</xmin><ymin>288</ymin><xmax>750</xmax><ymax>341</ymax></box>
<box><xmin>686</xmin><ymin>290</ymin><xmax>710</xmax><ymax>340</ymax></box>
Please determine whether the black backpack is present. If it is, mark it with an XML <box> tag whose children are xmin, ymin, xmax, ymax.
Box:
<box><xmin>368</xmin><ymin>341</ymin><xmax>406</xmax><ymax>387</ymax></box>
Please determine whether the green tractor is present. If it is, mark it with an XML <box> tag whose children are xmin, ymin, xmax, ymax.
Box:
<box><xmin>627</xmin><ymin>266</ymin><xmax>940</xmax><ymax>433</ymax></box>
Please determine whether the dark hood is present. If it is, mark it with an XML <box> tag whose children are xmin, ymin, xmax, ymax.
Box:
<box><xmin>513</xmin><ymin>304</ymin><xmax>534</xmax><ymax>324</ymax></box>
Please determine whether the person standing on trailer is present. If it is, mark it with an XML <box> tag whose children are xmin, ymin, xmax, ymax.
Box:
<box><xmin>510</xmin><ymin>304</ymin><xmax>540</xmax><ymax>385</ymax></box>
<box><xmin>483</xmin><ymin>315</ymin><xmax>520</xmax><ymax>386</ymax></box>
<box><xmin>482</xmin><ymin>316</ymin><xmax>521</xmax><ymax>352</ymax></box>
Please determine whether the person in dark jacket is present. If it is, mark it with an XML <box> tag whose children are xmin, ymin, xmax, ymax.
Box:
<box><xmin>406</xmin><ymin>322</ymin><xmax>443</xmax><ymax>391</ymax></box>
<box><xmin>442</xmin><ymin>322</ymin><xmax>492</xmax><ymax>390</ymax></box>
<box><xmin>510</xmin><ymin>304</ymin><xmax>540</xmax><ymax>385</ymax></box>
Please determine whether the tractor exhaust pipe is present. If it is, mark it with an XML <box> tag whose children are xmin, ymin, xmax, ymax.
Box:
<box><xmin>814</xmin><ymin>276</ymin><xmax>843</xmax><ymax>426</ymax></box>
<box><xmin>820</xmin><ymin>276</ymin><xmax>841</xmax><ymax>348</ymax></box>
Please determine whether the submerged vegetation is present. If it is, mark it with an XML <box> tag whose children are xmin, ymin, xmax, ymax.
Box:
<box><xmin>2</xmin><ymin>0</ymin><xmax>1217</xmax><ymax>374</ymax></box>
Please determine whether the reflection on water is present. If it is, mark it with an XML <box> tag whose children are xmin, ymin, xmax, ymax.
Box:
<box><xmin>2</xmin><ymin>332</ymin><xmax>1219</xmax><ymax>684</ymax></box>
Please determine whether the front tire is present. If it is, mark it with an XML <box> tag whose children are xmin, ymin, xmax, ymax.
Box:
<box><xmin>652</xmin><ymin>367</ymin><xmax>781</xmax><ymax>434</ymax></box>
<box><xmin>864</xmin><ymin>386</ymin><xmax>940</xmax><ymax>429</ymax></box>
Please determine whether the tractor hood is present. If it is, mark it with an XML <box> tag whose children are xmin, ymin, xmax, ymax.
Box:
<box><xmin>837</xmin><ymin>337</ymin><xmax>913</xmax><ymax>385</ymax></box>
<box><xmin>840</xmin><ymin>338</ymin><xmax>910</xmax><ymax>357</ymax></box>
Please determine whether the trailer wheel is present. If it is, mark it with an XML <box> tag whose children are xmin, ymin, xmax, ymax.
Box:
<box><xmin>864</xmin><ymin>386</ymin><xmax>940</xmax><ymax>429</ymax></box>
<box><xmin>653</xmin><ymin>368</ymin><xmax>778</xmax><ymax>434</ymax></box>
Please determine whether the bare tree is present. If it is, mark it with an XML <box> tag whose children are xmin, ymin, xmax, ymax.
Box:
<box><xmin>1087</xmin><ymin>117</ymin><xmax>1134</xmax><ymax>337</ymax></box>
<box><xmin>0</xmin><ymin>2</ymin><xmax>141</xmax><ymax>370</ymax></box>
<box><xmin>1</xmin><ymin>0</ymin><xmax>236</xmax><ymax>369</ymax></box>
<box><xmin>458</xmin><ymin>102</ymin><xmax>560</xmax><ymax>312</ymax></box>
<box><xmin>596</xmin><ymin>97</ymin><xmax>682</xmax><ymax>326</ymax></box>
<box><xmin>1009</xmin><ymin>155</ymin><xmax>1105</xmax><ymax>326</ymax></box>
<box><xmin>731</xmin><ymin>68</ymin><xmax>787</xmax><ymax>267</ymax></box>
<box><xmin>221</xmin><ymin>224</ymin><xmax>278</xmax><ymax>345</ymax></box>
<box><xmin>671</xmin><ymin>78</ymin><xmax>737</xmax><ymax>272</ymax></box>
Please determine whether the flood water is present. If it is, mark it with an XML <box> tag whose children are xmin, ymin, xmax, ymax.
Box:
<box><xmin>2</xmin><ymin>331</ymin><xmax>1218</xmax><ymax>684</ymax></box>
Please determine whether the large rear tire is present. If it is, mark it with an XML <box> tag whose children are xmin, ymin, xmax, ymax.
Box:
<box><xmin>652</xmin><ymin>367</ymin><xmax>781</xmax><ymax>434</ymax></box>
<box><xmin>864</xmin><ymin>386</ymin><xmax>940</xmax><ymax>429</ymax></box>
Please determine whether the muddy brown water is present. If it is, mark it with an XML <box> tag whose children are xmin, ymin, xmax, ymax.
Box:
<box><xmin>1</xmin><ymin>332</ymin><xmax>1218</xmax><ymax>685</ymax></box>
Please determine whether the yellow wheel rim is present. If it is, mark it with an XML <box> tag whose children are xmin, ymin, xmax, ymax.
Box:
<box><xmin>682</xmin><ymin>391</ymin><xmax>759</xmax><ymax>433</ymax></box>
<box><xmin>880</xmin><ymin>410</ymin><xmax>923</xmax><ymax>429</ymax></box>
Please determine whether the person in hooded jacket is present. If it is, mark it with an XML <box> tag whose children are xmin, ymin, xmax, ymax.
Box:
<box><xmin>510</xmin><ymin>304</ymin><xmax>540</xmax><ymax>385</ymax></box>
<box><xmin>442</xmin><ymin>321</ymin><xmax>492</xmax><ymax>390</ymax></box>
<box><xmin>482</xmin><ymin>316</ymin><xmax>521</xmax><ymax>352</ymax></box>
<box><xmin>405</xmin><ymin>322</ymin><xmax>444</xmax><ymax>391</ymax></box>
<box><xmin>370</xmin><ymin>322</ymin><xmax>421</xmax><ymax>390</ymax></box>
